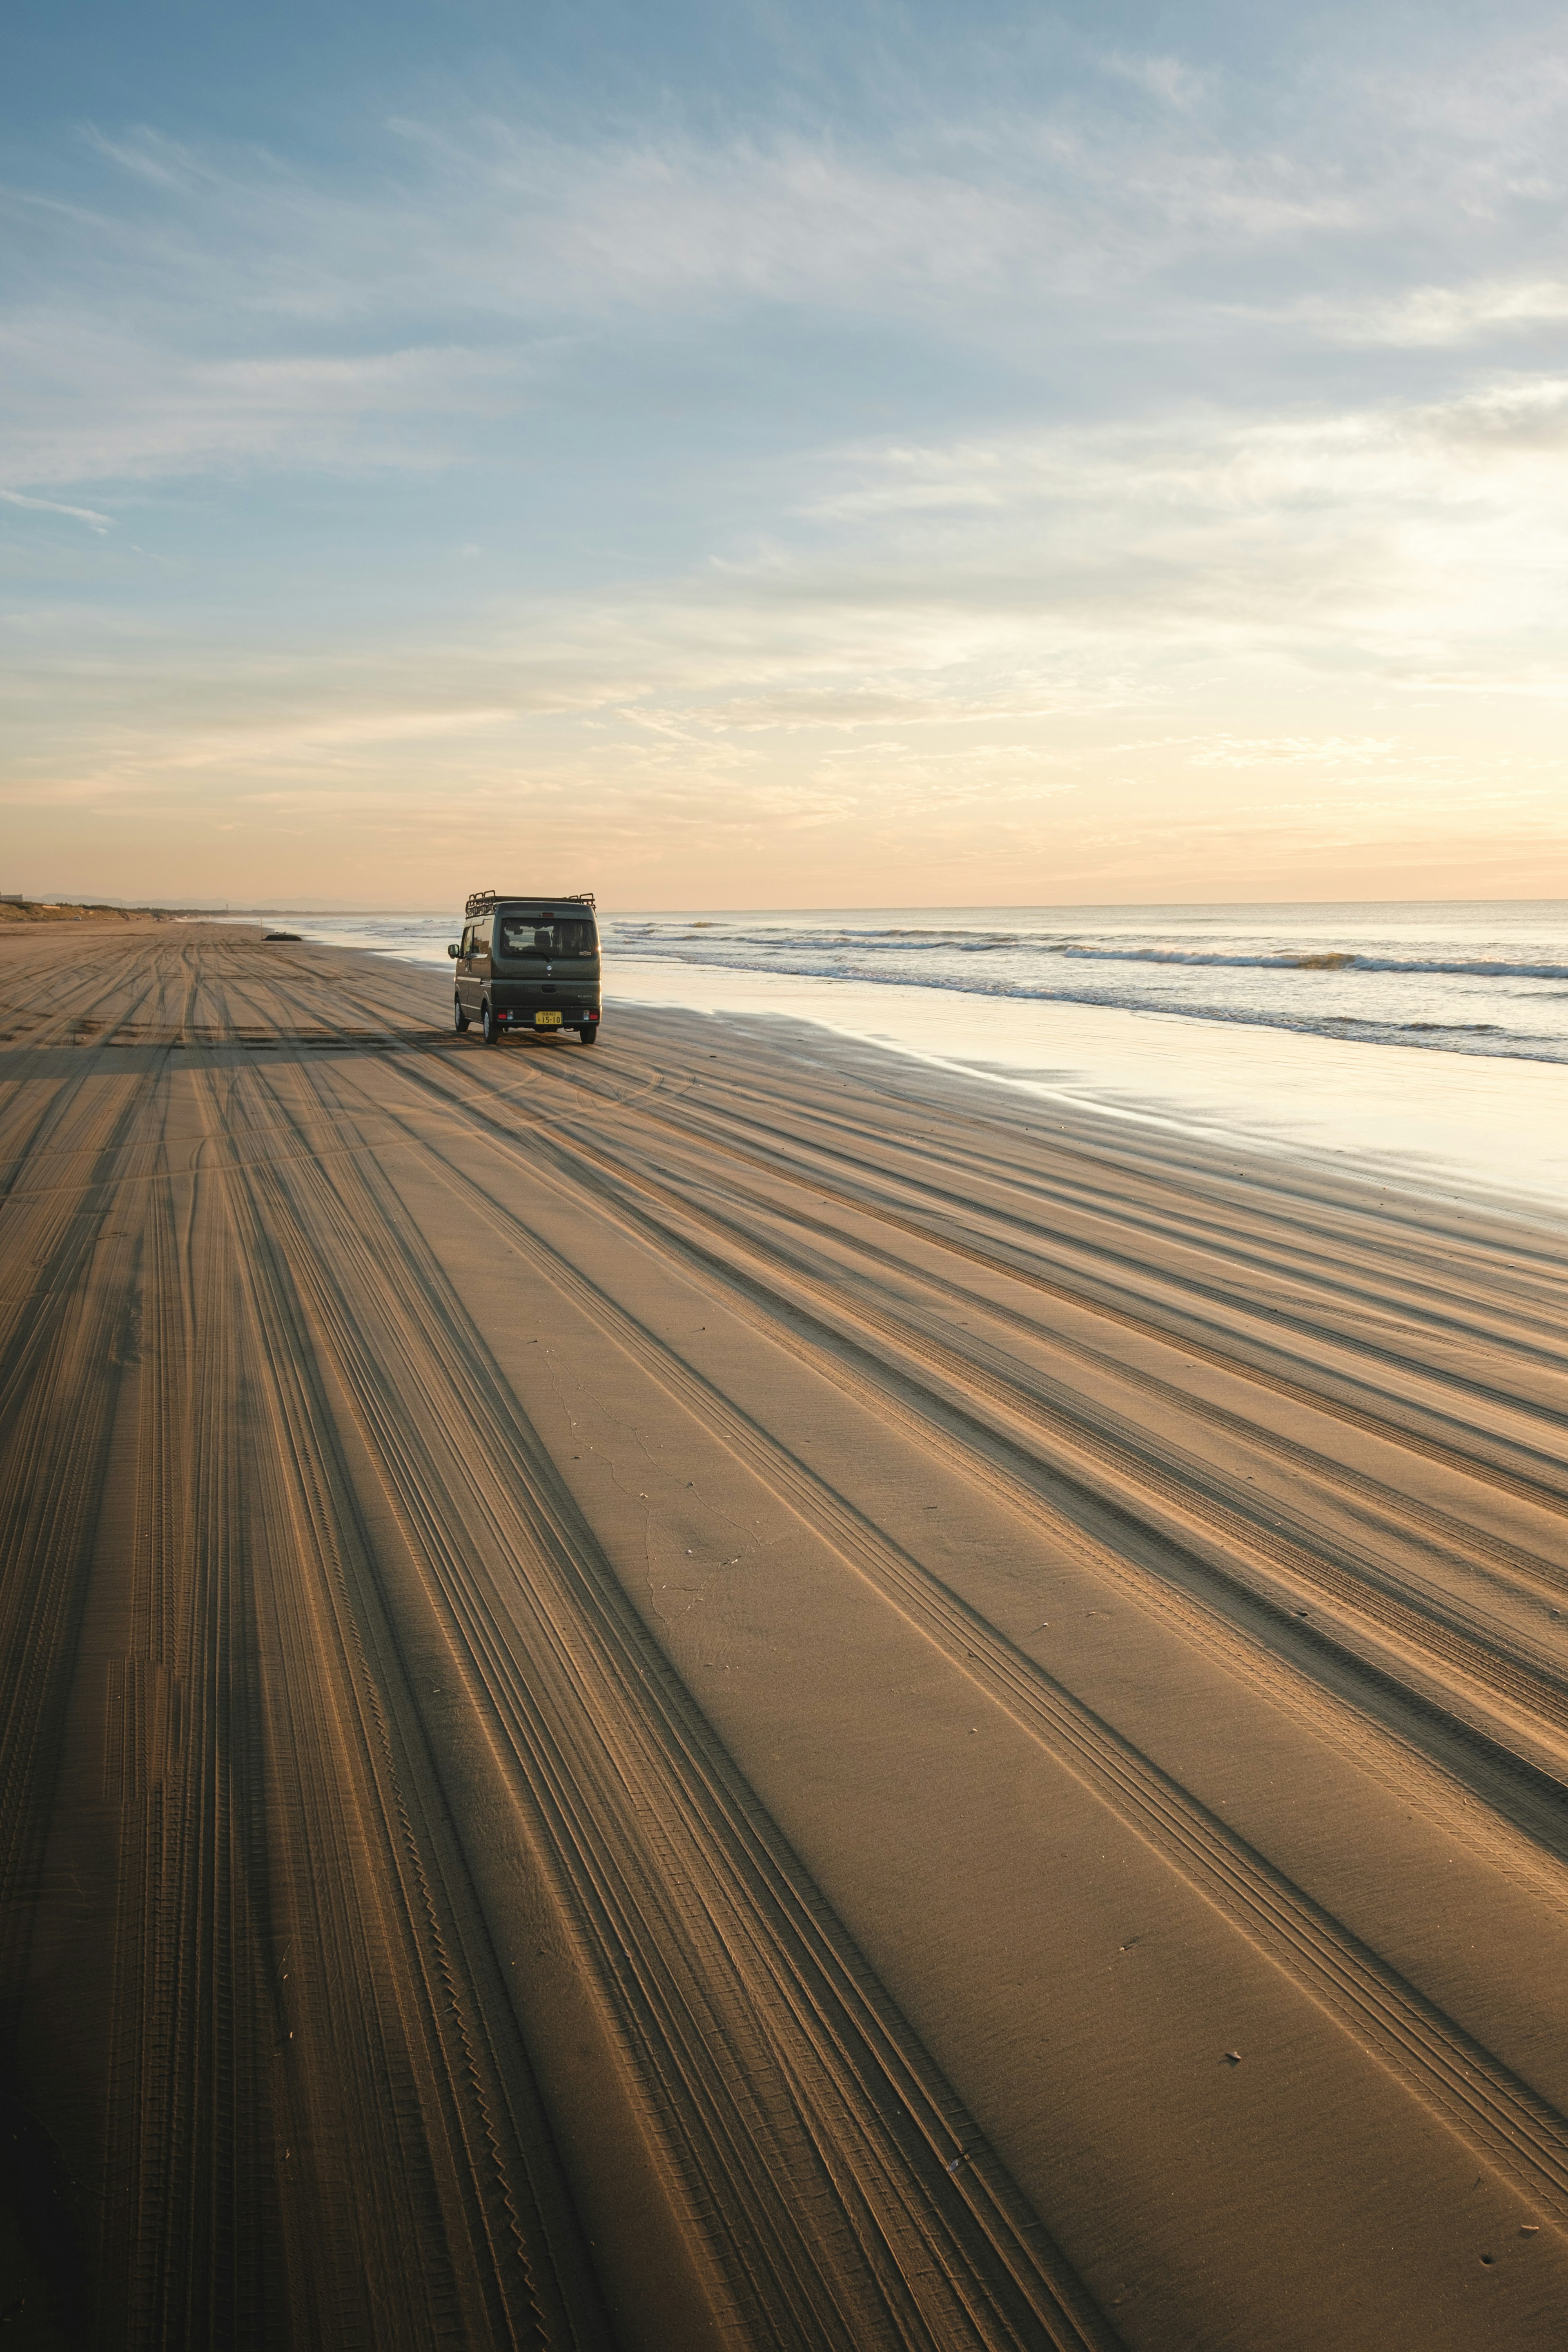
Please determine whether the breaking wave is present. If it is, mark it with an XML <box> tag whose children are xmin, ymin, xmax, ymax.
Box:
<box><xmin>604</xmin><ymin>903</ymin><xmax>1568</xmax><ymax>1065</ymax></box>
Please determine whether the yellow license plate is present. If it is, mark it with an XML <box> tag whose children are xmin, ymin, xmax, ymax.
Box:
<box><xmin>534</xmin><ymin>1011</ymin><xmax>563</xmax><ymax>1027</ymax></box>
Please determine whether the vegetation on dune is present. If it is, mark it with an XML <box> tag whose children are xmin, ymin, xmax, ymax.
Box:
<box><xmin>0</xmin><ymin>900</ymin><xmax>176</xmax><ymax>925</ymax></box>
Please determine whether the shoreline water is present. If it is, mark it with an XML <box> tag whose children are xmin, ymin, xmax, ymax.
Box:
<box><xmin>606</xmin><ymin>958</ymin><xmax>1568</xmax><ymax>1222</ymax></box>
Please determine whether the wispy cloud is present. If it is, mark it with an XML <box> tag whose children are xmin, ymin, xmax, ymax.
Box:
<box><xmin>0</xmin><ymin>307</ymin><xmax>520</xmax><ymax>484</ymax></box>
<box><xmin>0</xmin><ymin>485</ymin><xmax>114</xmax><ymax>528</ymax></box>
<box><xmin>1100</xmin><ymin>52</ymin><xmax>1213</xmax><ymax>112</ymax></box>
<box><xmin>1283</xmin><ymin>279</ymin><xmax>1568</xmax><ymax>347</ymax></box>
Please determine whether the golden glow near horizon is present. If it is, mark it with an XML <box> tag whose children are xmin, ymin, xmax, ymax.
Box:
<box><xmin>4</xmin><ymin>5</ymin><xmax>1567</xmax><ymax>909</ymax></box>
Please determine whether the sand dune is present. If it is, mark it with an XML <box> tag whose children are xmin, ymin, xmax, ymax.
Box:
<box><xmin>3</xmin><ymin>922</ymin><xmax>1568</xmax><ymax>2349</ymax></box>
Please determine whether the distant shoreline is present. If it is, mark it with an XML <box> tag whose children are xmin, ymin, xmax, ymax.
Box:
<box><xmin>0</xmin><ymin>898</ymin><xmax>181</xmax><ymax>925</ymax></box>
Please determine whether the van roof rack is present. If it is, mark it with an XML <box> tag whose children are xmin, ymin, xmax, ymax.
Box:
<box><xmin>464</xmin><ymin>889</ymin><xmax>596</xmax><ymax>918</ymax></box>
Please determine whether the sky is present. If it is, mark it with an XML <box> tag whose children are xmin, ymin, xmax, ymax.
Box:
<box><xmin>4</xmin><ymin>0</ymin><xmax>1568</xmax><ymax>910</ymax></box>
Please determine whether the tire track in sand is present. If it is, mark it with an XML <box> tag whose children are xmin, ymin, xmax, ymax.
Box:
<box><xmin>638</xmin><ymin>1058</ymin><xmax>1568</xmax><ymax>1378</ymax></box>
<box><xmin>85</xmin><ymin>1038</ymin><xmax>609</xmax><ymax>2347</ymax></box>
<box><xmin>569</xmin><ymin>1120</ymin><xmax>1568</xmax><ymax>1600</ymax></box>
<box><xmin>356</xmin><ymin>1078</ymin><xmax>1568</xmax><ymax>2237</ymax></box>
<box><xmin>528</xmin><ymin>1122</ymin><xmax>1568</xmax><ymax>1771</ymax></box>
<box><xmin>553</xmin><ymin>1069</ymin><xmax>1568</xmax><ymax>1515</ymax></box>
<box><xmin>230</xmin><ymin>1051</ymin><xmax>1120</xmax><ymax>2352</ymax></box>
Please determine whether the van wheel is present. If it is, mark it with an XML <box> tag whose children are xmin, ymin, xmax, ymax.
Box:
<box><xmin>578</xmin><ymin>1024</ymin><xmax>598</xmax><ymax>1044</ymax></box>
<box><xmin>481</xmin><ymin>1000</ymin><xmax>499</xmax><ymax>1045</ymax></box>
<box><xmin>453</xmin><ymin>996</ymin><xmax>469</xmax><ymax>1033</ymax></box>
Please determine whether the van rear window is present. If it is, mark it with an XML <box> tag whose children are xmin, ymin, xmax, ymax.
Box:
<box><xmin>497</xmin><ymin>914</ymin><xmax>597</xmax><ymax>957</ymax></box>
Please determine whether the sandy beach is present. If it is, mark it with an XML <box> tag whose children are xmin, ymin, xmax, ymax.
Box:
<box><xmin>5</xmin><ymin>919</ymin><xmax>1568</xmax><ymax>2350</ymax></box>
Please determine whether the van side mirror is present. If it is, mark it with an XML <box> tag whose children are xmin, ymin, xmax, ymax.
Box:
<box><xmin>447</xmin><ymin>942</ymin><xmax>459</xmax><ymax>958</ymax></box>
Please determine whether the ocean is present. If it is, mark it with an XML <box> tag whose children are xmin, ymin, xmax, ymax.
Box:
<box><xmin>611</xmin><ymin>902</ymin><xmax>1568</xmax><ymax>1064</ymax></box>
<box><xmin>221</xmin><ymin>901</ymin><xmax>1568</xmax><ymax>1212</ymax></box>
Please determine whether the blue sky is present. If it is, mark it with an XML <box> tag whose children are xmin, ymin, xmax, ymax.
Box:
<box><xmin>4</xmin><ymin>0</ymin><xmax>1567</xmax><ymax>906</ymax></box>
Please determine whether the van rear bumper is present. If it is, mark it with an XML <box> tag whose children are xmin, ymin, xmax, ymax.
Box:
<box><xmin>494</xmin><ymin>1004</ymin><xmax>600</xmax><ymax>1028</ymax></box>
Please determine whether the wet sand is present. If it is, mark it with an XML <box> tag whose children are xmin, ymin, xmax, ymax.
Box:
<box><xmin>4</xmin><ymin>921</ymin><xmax>1568</xmax><ymax>2350</ymax></box>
